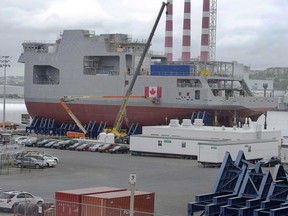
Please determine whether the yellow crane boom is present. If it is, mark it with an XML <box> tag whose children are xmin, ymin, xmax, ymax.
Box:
<box><xmin>105</xmin><ymin>2</ymin><xmax>168</xmax><ymax>139</ymax></box>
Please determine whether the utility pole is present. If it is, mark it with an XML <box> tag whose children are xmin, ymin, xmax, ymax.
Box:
<box><xmin>263</xmin><ymin>83</ymin><xmax>268</xmax><ymax>129</ymax></box>
<box><xmin>0</xmin><ymin>56</ymin><xmax>11</xmax><ymax>132</ymax></box>
<box><xmin>129</xmin><ymin>173</ymin><xmax>136</xmax><ymax>216</ymax></box>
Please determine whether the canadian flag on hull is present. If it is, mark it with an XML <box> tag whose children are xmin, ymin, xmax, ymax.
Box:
<box><xmin>144</xmin><ymin>86</ymin><xmax>162</xmax><ymax>98</ymax></box>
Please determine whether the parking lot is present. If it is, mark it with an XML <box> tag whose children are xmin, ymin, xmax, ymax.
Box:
<box><xmin>0</xmin><ymin>145</ymin><xmax>220</xmax><ymax>216</ymax></box>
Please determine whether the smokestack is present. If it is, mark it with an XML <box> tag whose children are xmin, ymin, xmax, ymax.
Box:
<box><xmin>181</xmin><ymin>0</ymin><xmax>191</xmax><ymax>61</ymax></box>
<box><xmin>165</xmin><ymin>0</ymin><xmax>173</xmax><ymax>62</ymax></box>
<box><xmin>200</xmin><ymin>0</ymin><xmax>210</xmax><ymax>61</ymax></box>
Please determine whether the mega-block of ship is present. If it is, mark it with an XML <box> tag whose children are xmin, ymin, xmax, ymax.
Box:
<box><xmin>18</xmin><ymin>30</ymin><xmax>277</xmax><ymax>128</ymax></box>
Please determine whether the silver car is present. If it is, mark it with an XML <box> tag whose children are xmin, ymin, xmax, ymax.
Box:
<box><xmin>14</xmin><ymin>157</ymin><xmax>46</xmax><ymax>169</ymax></box>
<box><xmin>0</xmin><ymin>190</ymin><xmax>44</xmax><ymax>212</ymax></box>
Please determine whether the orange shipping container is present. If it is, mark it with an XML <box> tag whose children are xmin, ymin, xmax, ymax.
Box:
<box><xmin>81</xmin><ymin>190</ymin><xmax>155</xmax><ymax>216</ymax></box>
<box><xmin>55</xmin><ymin>186</ymin><xmax>126</xmax><ymax>216</ymax></box>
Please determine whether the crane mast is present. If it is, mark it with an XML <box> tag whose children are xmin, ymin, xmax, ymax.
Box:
<box><xmin>106</xmin><ymin>2</ymin><xmax>168</xmax><ymax>138</ymax></box>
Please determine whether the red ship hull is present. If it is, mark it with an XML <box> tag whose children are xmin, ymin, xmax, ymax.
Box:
<box><xmin>25</xmin><ymin>101</ymin><xmax>267</xmax><ymax>127</ymax></box>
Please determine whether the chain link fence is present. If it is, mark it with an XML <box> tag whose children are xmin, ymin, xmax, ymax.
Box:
<box><xmin>11</xmin><ymin>199</ymin><xmax>170</xmax><ymax>216</ymax></box>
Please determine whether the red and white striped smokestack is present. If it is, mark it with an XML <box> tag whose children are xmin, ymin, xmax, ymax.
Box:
<box><xmin>181</xmin><ymin>0</ymin><xmax>191</xmax><ymax>61</ymax></box>
<box><xmin>200</xmin><ymin>0</ymin><xmax>210</xmax><ymax>61</ymax></box>
<box><xmin>165</xmin><ymin>0</ymin><xmax>173</xmax><ymax>62</ymax></box>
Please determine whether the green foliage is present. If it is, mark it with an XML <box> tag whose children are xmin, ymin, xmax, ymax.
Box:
<box><xmin>0</xmin><ymin>94</ymin><xmax>22</xmax><ymax>99</ymax></box>
<box><xmin>249</xmin><ymin>72</ymin><xmax>288</xmax><ymax>90</ymax></box>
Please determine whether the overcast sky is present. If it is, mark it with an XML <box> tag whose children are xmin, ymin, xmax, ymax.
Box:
<box><xmin>1</xmin><ymin>0</ymin><xmax>288</xmax><ymax>75</ymax></box>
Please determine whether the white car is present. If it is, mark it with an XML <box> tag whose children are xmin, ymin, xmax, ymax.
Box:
<box><xmin>0</xmin><ymin>190</ymin><xmax>44</xmax><ymax>212</ymax></box>
<box><xmin>44</xmin><ymin>154</ymin><xmax>59</xmax><ymax>164</ymax></box>
<box><xmin>43</xmin><ymin>156</ymin><xmax>57</xmax><ymax>167</ymax></box>
<box><xmin>14</xmin><ymin>136</ymin><xmax>29</xmax><ymax>144</ymax></box>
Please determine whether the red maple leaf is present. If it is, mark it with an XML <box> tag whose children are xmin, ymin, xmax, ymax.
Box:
<box><xmin>150</xmin><ymin>88</ymin><xmax>156</xmax><ymax>95</ymax></box>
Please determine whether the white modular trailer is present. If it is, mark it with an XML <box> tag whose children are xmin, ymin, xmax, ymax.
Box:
<box><xmin>280</xmin><ymin>144</ymin><xmax>288</xmax><ymax>164</ymax></box>
<box><xmin>198</xmin><ymin>139</ymin><xmax>280</xmax><ymax>164</ymax></box>
<box><xmin>142</xmin><ymin>119</ymin><xmax>281</xmax><ymax>143</ymax></box>
<box><xmin>130</xmin><ymin>135</ymin><xmax>215</xmax><ymax>157</ymax></box>
<box><xmin>130</xmin><ymin>119</ymin><xmax>282</xmax><ymax>160</ymax></box>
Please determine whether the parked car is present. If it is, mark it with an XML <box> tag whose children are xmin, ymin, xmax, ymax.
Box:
<box><xmin>59</xmin><ymin>139</ymin><xmax>78</xmax><ymax>150</ymax></box>
<box><xmin>15</xmin><ymin>137</ymin><xmax>29</xmax><ymax>145</ymax></box>
<box><xmin>89</xmin><ymin>143</ymin><xmax>104</xmax><ymax>152</ymax></box>
<box><xmin>109</xmin><ymin>145</ymin><xmax>130</xmax><ymax>154</ymax></box>
<box><xmin>23</xmin><ymin>151</ymin><xmax>59</xmax><ymax>164</ymax></box>
<box><xmin>259</xmin><ymin>156</ymin><xmax>281</xmax><ymax>167</ymax></box>
<box><xmin>44</xmin><ymin>140</ymin><xmax>59</xmax><ymax>148</ymax></box>
<box><xmin>52</xmin><ymin>141</ymin><xmax>63</xmax><ymax>149</ymax></box>
<box><xmin>13</xmin><ymin>135</ymin><xmax>26</xmax><ymax>142</ymax></box>
<box><xmin>26</xmin><ymin>155</ymin><xmax>57</xmax><ymax>168</ymax></box>
<box><xmin>68</xmin><ymin>142</ymin><xmax>82</xmax><ymax>150</ymax></box>
<box><xmin>0</xmin><ymin>190</ymin><xmax>44</xmax><ymax>212</ymax></box>
<box><xmin>76</xmin><ymin>143</ymin><xmax>94</xmax><ymax>151</ymax></box>
<box><xmin>36</xmin><ymin>139</ymin><xmax>51</xmax><ymax>147</ymax></box>
<box><xmin>44</xmin><ymin>154</ymin><xmax>59</xmax><ymax>164</ymax></box>
<box><xmin>23</xmin><ymin>150</ymin><xmax>44</xmax><ymax>157</ymax></box>
<box><xmin>98</xmin><ymin>144</ymin><xmax>117</xmax><ymax>153</ymax></box>
<box><xmin>14</xmin><ymin>157</ymin><xmax>46</xmax><ymax>169</ymax></box>
<box><xmin>24</xmin><ymin>137</ymin><xmax>40</xmax><ymax>147</ymax></box>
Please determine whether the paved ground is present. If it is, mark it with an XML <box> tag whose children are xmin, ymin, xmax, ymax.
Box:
<box><xmin>0</xmin><ymin>147</ymin><xmax>220</xmax><ymax>216</ymax></box>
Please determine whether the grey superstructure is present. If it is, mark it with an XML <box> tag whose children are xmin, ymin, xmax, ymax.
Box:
<box><xmin>18</xmin><ymin>30</ymin><xmax>278</xmax><ymax>128</ymax></box>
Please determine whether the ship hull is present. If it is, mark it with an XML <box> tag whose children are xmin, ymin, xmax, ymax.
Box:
<box><xmin>25</xmin><ymin>101</ymin><xmax>268</xmax><ymax>127</ymax></box>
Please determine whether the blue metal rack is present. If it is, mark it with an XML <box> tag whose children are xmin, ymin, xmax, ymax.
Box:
<box><xmin>220</xmin><ymin>167</ymin><xmax>273</xmax><ymax>216</ymax></box>
<box><xmin>188</xmin><ymin>151</ymin><xmax>248</xmax><ymax>216</ymax></box>
<box><xmin>127</xmin><ymin>123</ymin><xmax>141</xmax><ymax>136</ymax></box>
<box><xmin>191</xmin><ymin>111</ymin><xmax>213</xmax><ymax>126</ymax></box>
<box><xmin>96</xmin><ymin>121</ymin><xmax>107</xmax><ymax>136</ymax></box>
<box><xmin>253</xmin><ymin>165</ymin><xmax>288</xmax><ymax>216</ymax></box>
<box><xmin>82</xmin><ymin>120</ymin><xmax>97</xmax><ymax>138</ymax></box>
<box><xmin>188</xmin><ymin>152</ymin><xmax>288</xmax><ymax>216</ymax></box>
<box><xmin>26</xmin><ymin>117</ymin><xmax>57</xmax><ymax>135</ymax></box>
<box><xmin>26</xmin><ymin>117</ymin><xmax>40</xmax><ymax>134</ymax></box>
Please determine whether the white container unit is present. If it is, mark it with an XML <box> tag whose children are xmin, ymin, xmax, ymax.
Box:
<box><xmin>130</xmin><ymin>135</ymin><xmax>202</xmax><ymax>158</ymax></box>
<box><xmin>280</xmin><ymin>144</ymin><xmax>288</xmax><ymax>164</ymax></box>
<box><xmin>130</xmin><ymin>119</ymin><xmax>282</xmax><ymax>162</ymax></box>
<box><xmin>198</xmin><ymin>139</ymin><xmax>279</xmax><ymax>165</ymax></box>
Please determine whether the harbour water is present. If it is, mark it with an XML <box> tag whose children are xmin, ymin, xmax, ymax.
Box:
<box><xmin>0</xmin><ymin>99</ymin><xmax>28</xmax><ymax>125</ymax></box>
<box><xmin>0</xmin><ymin>98</ymin><xmax>287</xmax><ymax>136</ymax></box>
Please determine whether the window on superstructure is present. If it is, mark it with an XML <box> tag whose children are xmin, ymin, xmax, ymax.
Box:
<box><xmin>177</xmin><ymin>79</ymin><xmax>202</xmax><ymax>88</ymax></box>
<box><xmin>33</xmin><ymin>65</ymin><xmax>59</xmax><ymax>85</ymax></box>
<box><xmin>83</xmin><ymin>56</ymin><xmax>99</xmax><ymax>75</ymax></box>
<box><xmin>83</xmin><ymin>56</ymin><xmax>120</xmax><ymax>75</ymax></box>
<box><xmin>195</xmin><ymin>90</ymin><xmax>200</xmax><ymax>100</ymax></box>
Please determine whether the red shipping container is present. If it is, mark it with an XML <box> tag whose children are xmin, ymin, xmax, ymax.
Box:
<box><xmin>81</xmin><ymin>190</ymin><xmax>155</xmax><ymax>216</ymax></box>
<box><xmin>55</xmin><ymin>186</ymin><xmax>126</xmax><ymax>216</ymax></box>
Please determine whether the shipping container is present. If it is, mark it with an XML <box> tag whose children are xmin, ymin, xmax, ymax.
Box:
<box><xmin>55</xmin><ymin>186</ymin><xmax>126</xmax><ymax>216</ymax></box>
<box><xmin>81</xmin><ymin>190</ymin><xmax>155</xmax><ymax>216</ymax></box>
<box><xmin>150</xmin><ymin>65</ymin><xmax>192</xmax><ymax>76</ymax></box>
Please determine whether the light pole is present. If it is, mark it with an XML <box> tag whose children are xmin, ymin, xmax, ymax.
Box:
<box><xmin>0</xmin><ymin>56</ymin><xmax>11</xmax><ymax>131</ymax></box>
<box><xmin>263</xmin><ymin>83</ymin><xmax>268</xmax><ymax>130</ymax></box>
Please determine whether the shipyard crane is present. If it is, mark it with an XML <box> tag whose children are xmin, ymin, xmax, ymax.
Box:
<box><xmin>59</xmin><ymin>98</ymin><xmax>87</xmax><ymax>138</ymax></box>
<box><xmin>104</xmin><ymin>2</ymin><xmax>169</xmax><ymax>141</ymax></box>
